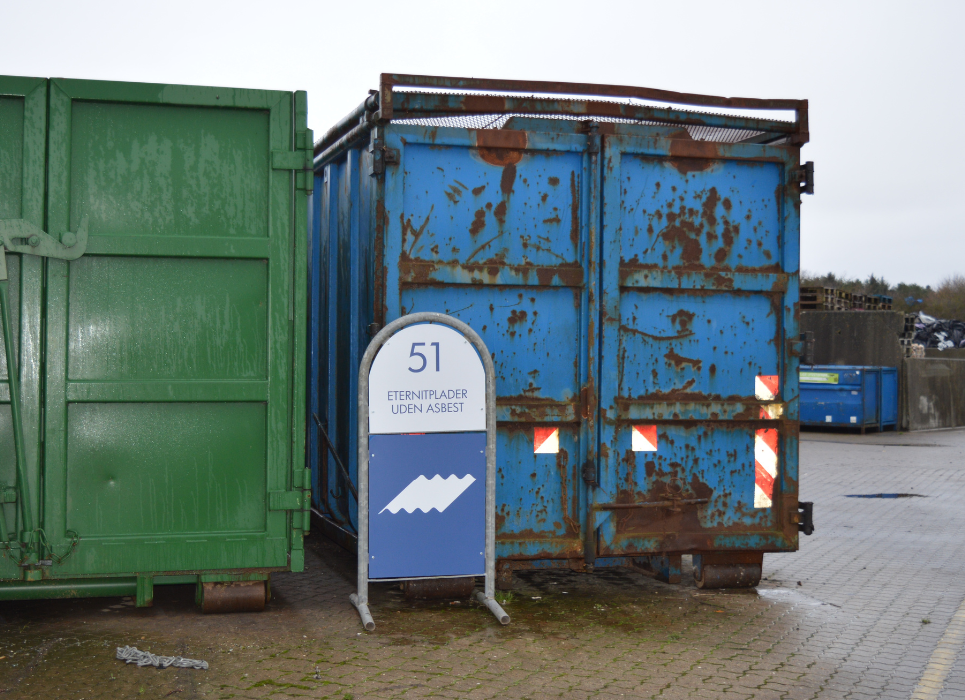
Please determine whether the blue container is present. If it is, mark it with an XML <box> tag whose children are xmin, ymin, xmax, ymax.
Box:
<box><xmin>308</xmin><ymin>75</ymin><xmax>812</xmax><ymax>586</ymax></box>
<box><xmin>799</xmin><ymin>365</ymin><xmax>898</xmax><ymax>431</ymax></box>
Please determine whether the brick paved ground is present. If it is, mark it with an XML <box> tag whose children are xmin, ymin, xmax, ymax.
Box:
<box><xmin>1</xmin><ymin>428</ymin><xmax>964</xmax><ymax>699</ymax></box>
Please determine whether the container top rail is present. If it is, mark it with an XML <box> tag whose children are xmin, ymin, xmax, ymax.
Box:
<box><xmin>314</xmin><ymin>73</ymin><xmax>809</xmax><ymax>165</ymax></box>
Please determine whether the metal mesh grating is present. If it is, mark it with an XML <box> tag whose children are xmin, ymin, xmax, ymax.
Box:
<box><xmin>389</xmin><ymin>90</ymin><xmax>793</xmax><ymax>143</ymax></box>
<box><xmin>393</xmin><ymin>113</ymin><xmax>764</xmax><ymax>144</ymax></box>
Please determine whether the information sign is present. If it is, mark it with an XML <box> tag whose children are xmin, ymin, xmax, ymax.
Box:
<box><xmin>350</xmin><ymin>313</ymin><xmax>509</xmax><ymax>631</ymax></box>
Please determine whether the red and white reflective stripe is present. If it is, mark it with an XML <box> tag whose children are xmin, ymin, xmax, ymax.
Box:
<box><xmin>754</xmin><ymin>428</ymin><xmax>778</xmax><ymax>508</ymax></box>
<box><xmin>534</xmin><ymin>427</ymin><xmax>559</xmax><ymax>454</ymax></box>
<box><xmin>631</xmin><ymin>425</ymin><xmax>658</xmax><ymax>452</ymax></box>
<box><xmin>755</xmin><ymin>374</ymin><xmax>779</xmax><ymax>401</ymax></box>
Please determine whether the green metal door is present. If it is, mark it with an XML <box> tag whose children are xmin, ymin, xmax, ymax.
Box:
<box><xmin>35</xmin><ymin>79</ymin><xmax>309</xmax><ymax>577</ymax></box>
<box><xmin>0</xmin><ymin>77</ymin><xmax>47</xmax><ymax>579</ymax></box>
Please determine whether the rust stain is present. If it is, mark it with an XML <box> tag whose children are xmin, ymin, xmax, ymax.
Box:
<box><xmin>507</xmin><ymin>309</ymin><xmax>528</xmax><ymax>326</ymax></box>
<box><xmin>664</xmin><ymin>349</ymin><xmax>703</xmax><ymax>371</ymax></box>
<box><xmin>494</xmin><ymin>200</ymin><xmax>507</xmax><ymax>225</ymax></box>
<box><xmin>542</xmin><ymin>214</ymin><xmax>562</xmax><ymax>225</ymax></box>
<box><xmin>701</xmin><ymin>186</ymin><xmax>719</xmax><ymax>229</ymax></box>
<box><xmin>569</xmin><ymin>171</ymin><xmax>579</xmax><ymax>248</ymax></box>
<box><xmin>444</xmin><ymin>184</ymin><xmax>463</xmax><ymax>204</ymax></box>
<box><xmin>470</xmin><ymin>208</ymin><xmax>486</xmax><ymax>235</ymax></box>
<box><xmin>401</xmin><ymin>207</ymin><xmax>433</xmax><ymax>257</ymax></box>
<box><xmin>667</xmin><ymin>139</ymin><xmax>721</xmax><ymax>174</ymax></box>
<box><xmin>659</xmin><ymin>207</ymin><xmax>703</xmax><ymax>265</ymax></box>
<box><xmin>548</xmin><ymin>176</ymin><xmax>560</xmax><ymax>186</ymax></box>
<box><xmin>475</xmin><ymin>129</ymin><xmax>527</xmax><ymax>167</ymax></box>
<box><xmin>620</xmin><ymin>325</ymin><xmax>695</xmax><ymax>342</ymax></box>
<box><xmin>669</xmin><ymin>309</ymin><xmax>696</xmax><ymax>332</ymax></box>
<box><xmin>472</xmin><ymin>184</ymin><xmax>486</xmax><ymax>196</ymax></box>
<box><xmin>374</xmin><ymin>199</ymin><xmax>387</xmax><ymax>324</ymax></box>
<box><xmin>500</xmin><ymin>164</ymin><xmax>517</xmax><ymax>195</ymax></box>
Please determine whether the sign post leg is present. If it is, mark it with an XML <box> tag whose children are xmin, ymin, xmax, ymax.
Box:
<box><xmin>476</xmin><ymin>376</ymin><xmax>510</xmax><ymax>624</ymax></box>
<box><xmin>349</xmin><ymin>592</ymin><xmax>375</xmax><ymax>631</ymax></box>
<box><xmin>474</xmin><ymin>590</ymin><xmax>510</xmax><ymax>624</ymax></box>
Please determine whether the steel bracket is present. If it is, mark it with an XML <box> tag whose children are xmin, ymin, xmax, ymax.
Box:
<box><xmin>269</xmin><ymin>490</ymin><xmax>303</xmax><ymax>511</ymax></box>
<box><xmin>792</xmin><ymin>161</ymin><xmax>814</xmax><ymax>195</ymax></box>
<box><xmin>272</xmin><ymin>128</ymin><xmax>314</xmax><ymax>193</ymax></box>
<box><xmin>798</xmin><ymin>501</ymin><xmax>814</xmax><ymax>535</ymax></box>
<box><xmin>0</xmin><ymin>216</ymin><xmax>89</xmax><ymax>273</ymax></box>
<box><xmin>369</xmin><ymin>138</ymin><xmax>400</xmax><ymax>177</ymax></box>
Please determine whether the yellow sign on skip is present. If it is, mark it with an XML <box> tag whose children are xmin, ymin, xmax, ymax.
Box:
<box><xmin>800</xmin><ymin>371</ymin><xmax>839</xmax><ymax>384</ymax></box>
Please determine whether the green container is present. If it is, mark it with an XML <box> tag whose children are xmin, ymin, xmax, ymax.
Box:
<box><xmin>0</xmin><ymin>75</ymin><xmax>310</xmax><ymax>610</ymax></box>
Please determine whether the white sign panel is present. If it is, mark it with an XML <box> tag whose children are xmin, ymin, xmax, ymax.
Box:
<box><xmin>368</xmin><ymin>323</ymin><xmax>485</xmax><ymax>434</ymax></box>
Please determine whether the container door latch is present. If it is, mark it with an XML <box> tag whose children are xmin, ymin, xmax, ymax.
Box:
<box><xmin>0</xmin><ymin>216</ymin><xmax>89</xmax><ymax>568</ymax></box>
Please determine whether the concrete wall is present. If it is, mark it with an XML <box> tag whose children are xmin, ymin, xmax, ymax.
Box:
<box><xmin>800</xmin><ymin>311</ymin><xmax>905</xmax><ymax>368</ymax></box>
<box><xmin>924</xmin><ymin>348</ymin><xmax>965</xmax><ymax>359</ymax></box>
<box><xmin>902</xmin><ymin>358</ymin><xmax>965</xmax><ymax>430</ymax></box>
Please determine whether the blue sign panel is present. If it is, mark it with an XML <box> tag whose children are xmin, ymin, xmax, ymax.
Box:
<box><xmin>369</xmin><ymin>432</ymin><xmax>486</xmax><ymax>579</ymax></box>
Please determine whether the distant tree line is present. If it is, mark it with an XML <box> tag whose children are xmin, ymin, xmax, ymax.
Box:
<box><xmin>800</xmin><ymin>272</ymin><xmax>965</xmax><ymax>321</ymax></box>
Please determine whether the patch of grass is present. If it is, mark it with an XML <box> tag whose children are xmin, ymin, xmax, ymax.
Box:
<box><xmin>495</xmin><ymin>591</ymin><xmax>514</xmax><ymax>605</ymax></box>
<box><xmin>343</xmin><ymin>693</ymin><xmax>355</xmax><ymax>700</ymax></box>
<box><xmin>922</xmin><ymin>618</ymin><xmax>931</xmax><ymax>624</ymax></box>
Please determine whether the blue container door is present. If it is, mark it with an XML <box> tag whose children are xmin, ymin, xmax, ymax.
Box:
<box><xmin>863</xmin><ymin>370</ymin><xmax>879</xmax><ymax>428</ymax></box>
<box><xmin>595</xmin><ymin>132</ymin><xmax>800</xmax><ymax>556</ymax></box>
<box><xmin>381</xmin><ymin>125</ymin><xmax>599</xmax><ymax>563</ymax></box>
<box><xmin>880</xmin><ymin>368</ymin><xmax>898</xmax><ymax>427</ymax></box>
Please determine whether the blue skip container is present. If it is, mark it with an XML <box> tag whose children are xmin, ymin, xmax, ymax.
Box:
<box><xmin>800</xmin><ymin>365</ymin><xmax>898</xmax><ymax>432</ymax></box>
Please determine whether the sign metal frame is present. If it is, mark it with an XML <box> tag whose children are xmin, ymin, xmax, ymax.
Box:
<box><xmin>350</xmin><ymin>312</ymin><xmax>509</xmax><ymax>631</ymax></box>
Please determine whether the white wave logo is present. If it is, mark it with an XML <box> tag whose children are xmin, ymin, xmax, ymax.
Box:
<box><xmin>379</xmin><ymin>474</ymin><xmax>476</xmax><ymax>514</ymax></box>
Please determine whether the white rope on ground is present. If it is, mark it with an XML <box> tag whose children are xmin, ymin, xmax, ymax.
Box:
<box><xmin>116</xmin><ymin>645</ymin><xmax>208</xmax><ymax>670</ymax></box>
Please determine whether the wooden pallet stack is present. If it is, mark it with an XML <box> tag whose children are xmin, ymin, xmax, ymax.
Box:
<box><xmin>800</xmin><ymin>286</ymin><xmax>836</xmax><ymax>310</ymax></box>
<box><xmin>801</xmin><ymin>288</ymin><xmax>893</xmax><ymax>311</ymax></box>
<box><xmin>834</xmin><ymin>289</ymin><xmax>852</xmax><ymax>310</ymax></box>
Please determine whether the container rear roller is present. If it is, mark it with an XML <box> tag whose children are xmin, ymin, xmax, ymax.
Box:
<box><xmin>693</xmin><ymin>552</ymin><xmax>763</xmax><ymax>589</ymax></box>
<box><xmin>402</xmin><ymin>577</ymin><xmax>475</xmax><ymax>600</ymax></box>
<box><xmin>199</xmin><ymin>580</ymin><xmax>269</xmax><ymax>613</ymax></box>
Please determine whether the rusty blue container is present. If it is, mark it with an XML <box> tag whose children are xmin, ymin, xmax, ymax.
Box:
<box><xmin>308</xmin><ymin>75</ymin><xmax>814</xmax><ymax>588</ymax></box>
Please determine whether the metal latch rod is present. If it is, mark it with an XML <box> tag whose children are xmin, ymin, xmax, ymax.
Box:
<box><xmin>0</xmin><ymin>216</ymin><xmax>88</xmax><ymax>554</ymax></box>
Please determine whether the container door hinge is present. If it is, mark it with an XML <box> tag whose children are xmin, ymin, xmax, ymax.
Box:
<box><xmin>581</xmin><ymin>121</ymin><xmax>601</xmax><ymax>154</ymax></box>
<box><xmin>798</xmin><ymin>501</ymin><xmax>814</xmax><ymax>535</ymax></box>
<box><xmin>792</xmin><ymin>162</ymin><xmax>814</xmax><ymax>195</ymax></box>
<box><xmin>370</xmin><ymin>138</ymin><xmax>400</xmax><ymax>177</ymax></box>
<box><xmin>272</xmin><ymin>128</ymin><xmax>314</xmax><ymax>193</ymax></box>
<box><xmin>270</xmin><ymin>469</ymin><xmax>311</xmax><ymax>511</ymax></box>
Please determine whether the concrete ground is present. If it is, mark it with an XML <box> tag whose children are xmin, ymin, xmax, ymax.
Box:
<box><xmin>2</xmin><ymin>428</ymin><xmax>964</xmax><ymax>700</ymax></box>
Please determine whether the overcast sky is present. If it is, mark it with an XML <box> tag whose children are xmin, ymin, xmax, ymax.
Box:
<box><xmin>3</xmin><ymin>1</ymin><xmax>962</xmax><ymax>287</ymax></box>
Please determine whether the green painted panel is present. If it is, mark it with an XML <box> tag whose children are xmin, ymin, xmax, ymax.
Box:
<box><xmin>67</xmin><ymin>257</ymin><xmax>268</xmax><ymax>381</ymax></box>
<box><xmin>65</xmin><ymin>402</ymin><xmax>267</xmax><ymax>538</ymax></box>
<box><xmin>0</xmin><ymin>77</ymin><xmax>306</xmax><ymax>590</ymax></box>
<box><xmin>0</xmin><ymin>78</ymin><xmax>45</xmax><ymax>582</ymax></box>
<box><xmin>0</xmin><ymin>96</ymin><xmax>24</xmax><ymax>219</ymax></box>
<box><xmin>69</xmin><ymin>101</ymin><xmax>270</xmax><ymax>240</ymax></box>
